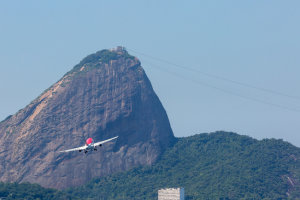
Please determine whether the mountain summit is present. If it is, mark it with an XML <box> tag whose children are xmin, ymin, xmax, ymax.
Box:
<box><xmin>0</xmin><ymin>49</ymin><xmax>175</xmax><ymax>189</ymax></box>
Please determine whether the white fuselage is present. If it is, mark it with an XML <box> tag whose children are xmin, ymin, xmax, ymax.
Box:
<box><xmin>85</xmin><ymin>141</ymin><xmax>94</xmax><ymax>151</ymax></box>
<box><xmin>59</xmin><ymin>136</ymin><xmax>118</xmax><ymax>153</ymax></box>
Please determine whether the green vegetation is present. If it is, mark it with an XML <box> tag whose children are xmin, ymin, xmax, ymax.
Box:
<box><xmin>2</xmin><ymin>132</ymin><xmax>298</xmax><ymax>199</ymax></box>
<box><xmin>0</xmin><ymin>182</ymin><xmax>81</xmax><ymax>200</ymax></box>
<box><xmin>98</xmin><ymin>50</ymin><xmax>118</xmax><ymax>63</ymax></box>
<box><xmin>0</xmin><ymin>115</ymin><xmax>12</xmax><ymax>124</ymax></box>
<box><xmin>66</xmin><ymin>132</ymin><xmax>300</xmax><ymax>200</ymax></box>
<box><xmin>60</xmin><ymin>82</ymin><xmax>68</xmax><ymax>87</ymax></box>
<box><xmin>65</xmin><ymin>49</ymin><xmax>135</xmax><ymax>78</ymax></box>
<box><xmin>123</xmin><ymin>51</ymin><xmax>135</xmax><ymax>60</ymax></box>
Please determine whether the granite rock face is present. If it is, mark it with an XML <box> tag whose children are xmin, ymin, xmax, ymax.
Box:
<box><xmin>0</xmin><ymin>50</ymin><xmax>175</xmax><ymax>189</ymax></box>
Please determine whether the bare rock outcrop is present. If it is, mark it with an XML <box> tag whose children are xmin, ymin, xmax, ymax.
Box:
<box><xmin>0</xmin><ymin>49</ymin><xmax>175</xmax><ymax>189</ymax></box>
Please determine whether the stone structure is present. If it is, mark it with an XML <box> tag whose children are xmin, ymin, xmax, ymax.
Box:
<box><xmin>158</xmin><ymin>188</ymin><xmax>185</xmax><ymax>200</ymax></box>
<box><xmin>109</xmin><ymin>46</ymin><xmax>125</xmax><ymax>52</ymax></box>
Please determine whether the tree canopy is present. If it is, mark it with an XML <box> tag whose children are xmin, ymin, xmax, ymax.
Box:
<box><xmin>66</xmin><ymin>132</ymin><xmax>300</xmax><ymax>199</ymax></box>
<box><xmin>0</xmin><ymin>182</ymin><xmax>81</xmax><ymax>200</ymax></box>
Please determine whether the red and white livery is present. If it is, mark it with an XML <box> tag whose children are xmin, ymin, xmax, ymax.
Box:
<box><xmin>60</xmin><ymin>136</ymin><xmax>118</xmax><ymax>154</ymax></box>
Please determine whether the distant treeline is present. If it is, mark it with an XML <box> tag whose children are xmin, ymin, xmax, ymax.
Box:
<box><xmin>0</xmin><ymin>182</ymin><xmax>81</xmax><ymax>200</ymax></box>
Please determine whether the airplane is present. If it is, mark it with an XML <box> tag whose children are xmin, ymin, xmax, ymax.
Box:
<box><xmin>59</xmin><ymin>136</ymin><xmax>118</xmax><ymax>154</ymax></box>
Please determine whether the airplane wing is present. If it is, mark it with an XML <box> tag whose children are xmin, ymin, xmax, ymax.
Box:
<box><xmin>59</xmin><ymin>145</ymin><xmax>87</xmax><ymax>153</ymax></box>
<box><xmin>94</xmin><ymin>136</ymin><xmax>118</xmax><ymax>147</ymax></box>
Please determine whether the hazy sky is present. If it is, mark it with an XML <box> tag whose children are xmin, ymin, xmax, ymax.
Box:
<box><xmin>1</xmin><ymin>1</ymin><xmax>300</xmax><ymax>146</ymax></box>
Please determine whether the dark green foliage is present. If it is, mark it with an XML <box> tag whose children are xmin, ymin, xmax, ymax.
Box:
<box><xmin>123</xmin><ymin>51</ymin><xmax>135</xmax><ymax>60</ymax></box>
<box><xmin>0</xmin><ymin>115</ymin><xmax>12</xmax><ymax>124</ymax></box>
<box><xmin>75</xmin><ymin>50</ymin><xmax>117</xmax><ymax>66</ymax></box>
<box><xmin>0</xmin><ymin>182</ymin><xmax>81</xmax><ymax>200</ymax></box>
<box><xmin>65</xmin><ymin>50</ymin><xmax>135</xmax><ymax>78</ymax></box>
<box><xmin>98</xmin><ymin>50</ymin><xmax>118</xmax><ymax>63</ymax></box>
<box><xmin>66</xmin><ymin>132</ymin><xmax>300</xmax><ymax>200</ymax></box>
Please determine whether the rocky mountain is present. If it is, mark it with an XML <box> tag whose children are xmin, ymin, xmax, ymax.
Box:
<box><xmin>0</xmin><ymin>49</ymin><xmax>175</xmax><ymax>189</ymax></box>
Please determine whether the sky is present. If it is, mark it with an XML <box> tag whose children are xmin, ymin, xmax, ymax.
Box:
<box><xmin>1</xmin><ymin>1</ymin><xmax>300</xmax><ymax>146</ymax></box>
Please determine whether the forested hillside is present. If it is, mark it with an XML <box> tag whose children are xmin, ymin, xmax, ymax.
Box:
<box><xmin>66</xmin><ymin>131</ymin><xmax>300</xmax><ymax>200</ymax></box>
<box><xmin>0</xmin><ymin>182</ymin><xmax>81</xmax><ymax>200</ymax></box>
